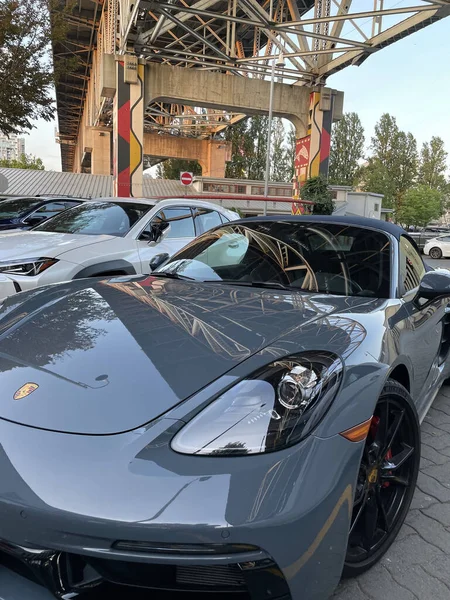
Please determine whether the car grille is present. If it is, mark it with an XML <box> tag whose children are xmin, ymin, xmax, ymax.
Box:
<box><xmin>176</xmin><ymin>564</ymin><xmax>246</xmax><ymax>587</ymax></box>
<box><xmin>0</xmin><ymin>540</ymin><xmax>291</xmax><ymax>599</ymax></box>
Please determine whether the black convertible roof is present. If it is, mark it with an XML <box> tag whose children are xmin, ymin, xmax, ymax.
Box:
<box><xmin>234</xmin><ymin>215</ymin><xmax>406</xmax><ymax>239</ymax></box>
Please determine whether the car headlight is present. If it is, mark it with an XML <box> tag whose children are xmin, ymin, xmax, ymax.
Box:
<box><xmin>171</xmin><ymin>351</ymin><xmax>342</xmax><ymax>456</ymax></box>
<box><xmin>0</xmin><ymin>258</ymin><xmax>58</xmax><ymax>276</ymax></box>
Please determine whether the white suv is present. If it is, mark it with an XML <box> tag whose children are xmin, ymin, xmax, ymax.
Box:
<box><xmin>0</xmin><ymin>197</ymin><xmax>239</xmax><ymax>301</ymax></box>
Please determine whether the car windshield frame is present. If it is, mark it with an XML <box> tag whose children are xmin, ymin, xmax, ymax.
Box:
<box><xmin>0</xmin><ymin>197</ymin><xmax>46</xmax><ymax>219</ymax></box>
<box><xmin>157</xmin><ymin>221</ymin><xmax>393</xmax><ymax>299</ymax></box>
<box><xmin>34</xmin><ymin>201</ymin><xmax>154</xmax><ymax>237</ymax></box>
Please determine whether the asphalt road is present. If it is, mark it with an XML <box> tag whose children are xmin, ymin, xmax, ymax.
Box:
<box><xmin>425</xmin><ymin>257</ymin><xmax>450</xmax><ymax>270</ymax></box>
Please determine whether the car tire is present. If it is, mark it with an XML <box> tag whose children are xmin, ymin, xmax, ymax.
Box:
<box><xmin>342</xmin><ymin>379</ymin><xmax>420</xmax><ymax>578</ymax></box>
<box><xmin>429</xmin><ymin>247</ymin><xmax>443</xmax><ymax>259</ymax></box>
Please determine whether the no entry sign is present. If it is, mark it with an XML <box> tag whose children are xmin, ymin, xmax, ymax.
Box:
<box><xmin>180</xmin><ymin>171</ymin><xmax>193</xmax><ymax>186</ymax></box>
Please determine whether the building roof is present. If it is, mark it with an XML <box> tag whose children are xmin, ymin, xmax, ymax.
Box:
<box><xmin>0</xmin><ymin>168</ymin><xmax>111</xmax><ymax>198</ymax></box>
<box><xmin>0</xmin><ymin>169</ymin><xmax>192</xmax><ymax>199</ymax></box>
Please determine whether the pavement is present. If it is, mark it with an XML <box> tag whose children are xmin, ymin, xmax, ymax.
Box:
<box><xmin>425</xmin><ymin>257</ymin><xmax>450</xmax><ymax>270</ymax></box>
<box><xmin>2</xmin><ymin>255</ymin><xmax>450</xmax><ymax>600</ymax></box>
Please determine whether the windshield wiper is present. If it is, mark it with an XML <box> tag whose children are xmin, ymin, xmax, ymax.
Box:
<box><xmin>153</xmin><ymin>272</ymin><xmax>196</xmax><ymax>281</ymax></box>
<box><xmin>203</xmin><ymin>279</ymin><xmax>292</xmax><ymax>290</ymax></box>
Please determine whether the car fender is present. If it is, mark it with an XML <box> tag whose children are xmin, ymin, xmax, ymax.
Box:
<box><xmin>73</xmin><ymin>259</ymin><xmax>136</xmax><ymax>279</ymax></box>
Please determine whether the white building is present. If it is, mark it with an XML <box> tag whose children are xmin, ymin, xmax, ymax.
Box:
<box><xmin>0</xmin><ymin>134</ymin><xmax>25</xmax><ymax>162</ymax></box>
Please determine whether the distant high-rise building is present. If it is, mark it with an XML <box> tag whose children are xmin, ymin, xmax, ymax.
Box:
<box><xmin>0</xmin><ymin>133</ymin><xmax>26</xmax><ymax>161</ymax></box>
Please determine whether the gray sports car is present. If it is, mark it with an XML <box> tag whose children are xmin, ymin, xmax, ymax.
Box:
<box><xmin>1</xmin><ymin>215</ymin><xmax>450</xmax><ymax>600</ymax></box>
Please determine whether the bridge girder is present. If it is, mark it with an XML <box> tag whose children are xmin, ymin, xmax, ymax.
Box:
<box><xmin>52</xmin><ymin>0</ymin><xmax>450</xmax><ymax>172</ymax></box>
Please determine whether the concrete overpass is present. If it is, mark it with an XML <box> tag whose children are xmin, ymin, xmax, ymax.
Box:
<box><xmin>51</xmin><ymin>0</ymin><xmax>450</xmax><ymax>197</ymax></box>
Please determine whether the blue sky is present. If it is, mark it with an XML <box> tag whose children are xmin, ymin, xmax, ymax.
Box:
<box><xmin>328</xmin><ymin>16</ymin><xmax>450</xmax><ymax>166</ymax></box>
<box><xmin>24</xmin><ymin>13</ymin><xmax>450</xmax><ymax>172</ymax></box>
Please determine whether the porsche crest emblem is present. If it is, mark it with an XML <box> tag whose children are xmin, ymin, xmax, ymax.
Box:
<box><xmin>14</xmin><ymin>383</ymin><xmax>39</xmax><ymax>400</ymax></box>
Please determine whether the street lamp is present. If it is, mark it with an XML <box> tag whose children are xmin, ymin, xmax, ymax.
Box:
<box><xmin>263</xmin><ymin>52</ymin><xmax>286</xmax><ymax>216</ymax></box>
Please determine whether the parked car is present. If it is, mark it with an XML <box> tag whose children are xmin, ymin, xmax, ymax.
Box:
<box><xmin>0</xmin><ymin>215</ymin><xmax>449</xmax><ymax>600</ymax></box>
<box><xmin>0</xmin><ymin>197</ymin><xmax>238</xmax><ymax>301</ymax></box>
<box><xmin>0</xmin><ymin>196</ymin><xmax>84</xmax><ymax>231</ymax></box>
<box><xmin>423</xmin><ymin>234</ymin><xmax>450</xmax><ymax>259</ymax></box>
<box><xmin>408</xmin><ymin>226</ymin><xmax>450</xmax><ymax>251</ymax></box>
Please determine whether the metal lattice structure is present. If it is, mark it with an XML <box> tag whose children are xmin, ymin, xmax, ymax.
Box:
<box><xmin>52</xmin><ymin>0</ymin><xmax>450</xmax><ymax>171</ymax></box>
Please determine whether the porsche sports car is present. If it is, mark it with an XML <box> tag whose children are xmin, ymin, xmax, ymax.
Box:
<box><xmin>1</xmin><ymin>215</ymin><xmax>450</xmax><ymax>600</ymax></box>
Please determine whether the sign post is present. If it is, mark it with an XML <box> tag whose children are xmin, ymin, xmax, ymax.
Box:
<box><xmin>180</xmin><ymin>172</ymin><xmax>193</xmax><ymax>186</ymax></box>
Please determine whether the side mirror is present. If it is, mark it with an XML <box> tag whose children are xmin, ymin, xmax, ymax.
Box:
<box><xmin>148</xmin><ymin>221</ymin><xmax>170</xmax><ymax>244</ymax></box>
<box><xmin>417</xmin><ymin>270</ymin><xmax>450</xmax><ymax>300</ymax></box>
<box><xmin>149</xmin><ymin>253</ymin><xmax>170</xmax><ymax>271</ymax></box>
<box><xmin>25</xmin><ymin>216</ymin><xmax>46</xmax><ymax>227</ymax></box>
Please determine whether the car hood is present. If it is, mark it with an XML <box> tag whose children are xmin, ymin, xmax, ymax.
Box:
<box><xmin>0</xmin><ymin>276</ymin><xmax>379</xmax><ymax>434</ymax></box>
<box><xmin>0</xmin><ymin>231</ymin><xmax>113</xmax><ymax>261</ymax></box>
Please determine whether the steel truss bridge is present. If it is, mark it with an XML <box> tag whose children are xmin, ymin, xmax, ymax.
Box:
<box><xmin>52</xmin><ymin>0</ymin><xmax>450</xmax><ymax>171</ymax></box>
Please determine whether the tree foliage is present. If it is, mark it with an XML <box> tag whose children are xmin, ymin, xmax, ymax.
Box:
<box><xmin>246</xmin><ymin>116</ymin><xmax>269</xmax><ymax>180</ymax></box>
<box><xmin>224</xmin><ymin>119</ymin><xmax>253</xmax><ymax>179</ymax></box>
<box><xmin>301</xmin><ymin>176</ymin><xmax>334</xmax><ymax>215</ymax></box>
<box><xmin>419</xmin><ymin>137</ymin><xmax>448</xmax><ymax>192</ymax></box>
<box><xmin>271</xmin><ymin>118</ymin><xmax>293</xmax><ymax>182</ymax></box>
<box><xmin>329</xmin><ymin>112</ymin><xmax>365</xmax><ymax>186</ymax></box>
<box><xmin>156</xmin><ymin>158</ymin><xmax>201</xmax><ymax>179</ymax></box>
<box><xmin>396</xmin><ymin>185</ymin><xmax>442</xmax><ymax>228</ymax></box>
<box><xmin>286</xmin><ymin>123</ymin><xmax>296</xmax><ymax>183</ymax></box>
<box><xmin>224</xmin><ymin>116</ymin><xmax>293</xmax><ymax>181</ymax></box>
<box><xmin>0</xmin><ymin>153</ymin><xmax>45</xmax><ymax>170</ymax></box>
<box><xmin>0</xmin><ymin>0</ymin><xmax>73</xmax><ymax>135</ymax></box>
<box><xmin>362</xmin><ymin>114</ymin><xmax>418</xmax><ymax>210</ymax></box>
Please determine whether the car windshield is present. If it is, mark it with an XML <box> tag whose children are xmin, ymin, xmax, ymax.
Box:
<box><xmin>158</xmin><ymin>221</ymin><xmax>392</xmax><ymax>298</ymax></box>
<box><xmin>0</xmin><ymin>197</ymin><xmax>44</xmax><ymax>218</ymax></box>
<box><xmin>35</xmin><ymin>201</ymin><xmax>153</xmax><ymax>236</ymax></box>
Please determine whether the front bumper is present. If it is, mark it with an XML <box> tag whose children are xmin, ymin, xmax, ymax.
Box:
<box><xmin>0</xmin><ymin>274</ymin><xmax>22</xmax><ymax>301</ymax></box>
<box><xmin>0</xmin><ymin>417</ymin><xmax>364</xmax><ymax>600</ymax></box>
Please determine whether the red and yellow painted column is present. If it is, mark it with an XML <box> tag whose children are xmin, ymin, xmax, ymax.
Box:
<box><xmin>292</xmin><ymin>89</ymin><xmax>334</xmax><ymax>215</ymax></box>
<box><xmin>113</xmin><ymin>56</ymin><xmax>144</xmax><ymax>197</ymax></box>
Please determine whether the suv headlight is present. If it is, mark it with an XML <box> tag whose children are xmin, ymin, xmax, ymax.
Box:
<box><xmin>171</xmin><ymin>351</ymin><xmax>342</xmax><ymax>456</ymax></box>
<box><xmin>0</xmin><ymin>258</ymin><xmax>58</xmax><ymax>276</ymax></box>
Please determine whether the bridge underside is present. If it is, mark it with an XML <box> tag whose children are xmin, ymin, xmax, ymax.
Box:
<box><xmin>52</xmin><ymin>0</ymin><xmax>450</xmax><ymax>190</ymax></box>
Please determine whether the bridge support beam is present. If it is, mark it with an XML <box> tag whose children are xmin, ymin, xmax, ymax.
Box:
<box><xmin>143</xmin><ymin>134</ymin><xmax>231</xmax><ymax>178</ymax></box>
<box><xmin>144</xmin><ymin>63</ymin><xmax>310</xmax><ymax>137</ymax></box>
<box><xmin>101</xmin><ymin>60</ymin><xmax>342</xmax><ymax>198</ymax></box>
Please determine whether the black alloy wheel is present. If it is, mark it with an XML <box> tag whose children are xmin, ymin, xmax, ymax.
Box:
<box><xmin>429</xmin><ymin>247</ymin><xmax>443</xmax><ymax>259</ymax></box>
<box><xmin>343</xmin><ymin>379</ymin><xmax>420</xmax><ymax>577</ymax></box>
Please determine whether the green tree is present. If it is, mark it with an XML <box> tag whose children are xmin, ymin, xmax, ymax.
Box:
<box><xmin>419</xmin><ymin>136</ymin><xmax>448</xmax><ymax>192</ymax></box>
<box><xmin>0</xmin><ymin>0</ymin><xmax>73</xmax><ymax>135</ymax></box>
<box><xmin>301</xmin><ymin>175</ymin><xmax>334</xmax><ymax>215</ymax></box>
<box><xmin>225</xmin><ymin>118</ymin><xmax>252</xmax><ymax>179</ymax></box>
<box><xmin>271</xmin><ymin>118</ymin><xmax>291</xmax><ymax>182</ymax></box>
<box><xmin>395</xmin><ymin>185</ymin><xmax>442</xmax><ymax>228</ymax></box>
<box><xmin>329</xmin><ymin>112</ymin><xmax>365</xmax><ymax>186</ymax></box>
<box><xmin>395</xmin><ymin>131</ymin><xmax>418</xmax><ymax>204</ymax></box>
<box><xmin>286</xmin><ymin>123</ymin><xmax>296</xmax><ymax>183</ymax></box>
<box><xmin>156</xmin><ymin>159</ymin><xmax>202</xmax><ymax>179</ymax></box>
<box><xmin>247</xmin><ymin>116</ymin><xmax>269</xmax><ymax>180</ymax></box>
<box><xmin>0</xmin><ymin>153</ymin><xmax>45</xmax><ymax>170</ymax></box>
<box><xmin>362</xmin><ymin>113</ymin><xmax>417</xmax><ymax>210</ymax></box>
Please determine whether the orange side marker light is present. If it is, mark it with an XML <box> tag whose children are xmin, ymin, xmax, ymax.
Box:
<box><xmin>339</xmin><ymin>417</ymin><xmax>373</xmax><ymax>443</ymax></box>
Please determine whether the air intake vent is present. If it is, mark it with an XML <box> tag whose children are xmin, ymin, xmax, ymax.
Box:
<box><xmin>176</xmin><ymin>564</ymin><xmax>245</xmax><ymax>588</ymax></box>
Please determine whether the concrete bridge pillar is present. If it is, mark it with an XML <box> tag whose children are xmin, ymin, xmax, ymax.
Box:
<box><xmin>91</xmin><ymin>130</ymin><xmax>111</xmax><ymax>176</ymax></box>
<box><xmin>100</xmin><ymin>59</ymin><xmax>342</xmax><ymax>199</ymax></box>
<box><xmin>292</xmin><ymin>88</ymin><xmax>344</xmax><ymax>214</ymax></box>
<box><xmin>113</xmin><ymin>57</ymin><xmax>145</xmax><ymax>197</ymax></box>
